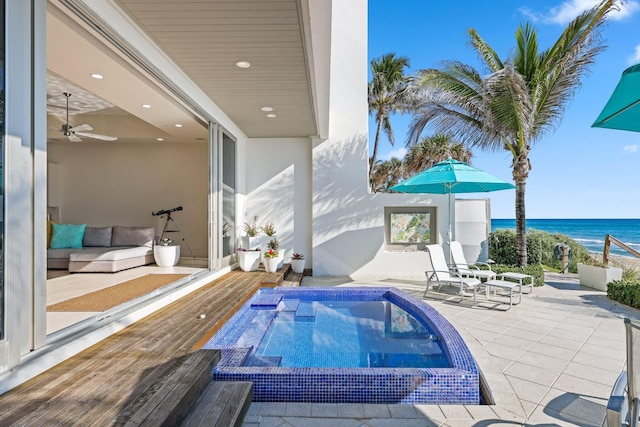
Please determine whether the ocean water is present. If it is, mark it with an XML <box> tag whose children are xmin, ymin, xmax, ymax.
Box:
<box><xmin>491</xmin><ymin>218</ymin><xmax>640</xmax><ymax>257</ymax></box>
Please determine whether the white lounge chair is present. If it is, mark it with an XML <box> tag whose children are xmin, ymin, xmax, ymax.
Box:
<box><xmin>425</xmin><ymin>244</ymin><xmax>482</xmax><ymax>304</ymax></box>
<box><xmin>607</xmin><ymin>317</ymin><xmax>640</xmax><ymax>427</ymax></box>
<box><xmin>450</xmin><ymin>241</ymin><xmax>497</xmax><ymax>282</ymax></box>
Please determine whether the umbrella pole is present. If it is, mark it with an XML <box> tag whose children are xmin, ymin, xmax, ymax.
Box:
<box><xmin>447</xmin><ymin>188</ymin><xmax>452</xmax><ymax>266</ymax></box>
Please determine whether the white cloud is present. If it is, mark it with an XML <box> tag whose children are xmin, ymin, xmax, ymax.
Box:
<box><xmin>630</xmin><ymin>44</ymin><xmax>640</xmax><ymax>64</ymax></box>
<box><xmin>624</xmin><ymin>144</ymin><xmax>638</xmax><ymax>152</ymax></box>
<box><xmin>380</xmin><ymin>148</ymin><xmax>407</xmax><ymax>161</ymax></box>
<box><xmin>528</xmin><ymin>0</ymin><xmax>640</xmax><ymax>25</ymax></box>
<box><xmin>519</xmin><ymin>7</ymin><xmax>543</xmax><ymax>22</ymax></box>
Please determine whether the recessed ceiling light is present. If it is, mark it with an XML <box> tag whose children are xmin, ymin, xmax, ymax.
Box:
<box><xmin>175</xmin><ymin>124</ymin><xmax>183</xmax><ymax>128</ymax></box>
<box><xmin>142</xmin><ymin>104</ymin><xmax>151</xmax><ymax>108</ymax></box>
<box><xmin>157</xmin><ymin>138</ymin><xmax>164</xmax><ymax>141</ymax></box>
<box><xmin>266</xmin><ymin>113</ymin><xmax>277</xmax><ymax>118</ymax></box>
<box><xmin>235</xmin><ymin>61</ymin><xmax>251</xmax><ymax>69</ymax></box>
<box><xmin>261</xmin><ymin>106</ymin><xmax>274</xmax><ymax>112</ymax></box>
<box><xmin>90</xmin><ymin>73</ymin><xmax>104</xmax><ymax>79</ymax></box>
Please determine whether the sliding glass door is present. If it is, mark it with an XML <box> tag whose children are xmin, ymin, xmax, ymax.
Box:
<box><xmin>222</xmin><ymin>133</ymin><xmax>236</xmax><ymax>259</ymax></box>
<box><xmin>209</xmin><ymin>124</ymin><xmax>237</xmax><ymax>269</ymax></box>
<box><xmin>0</xmin><ymin>0</ymin><xmax>5</xmax><ymax>341</ymax></box>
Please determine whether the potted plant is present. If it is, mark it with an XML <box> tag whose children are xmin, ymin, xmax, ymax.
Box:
<box><xmin>222</xmin><ymin>222</ymin><xmax>231</xmax><ymax>256</ymax></box>
<box><xmin>237</xmin><ymin>247</ymin><xmax>261</xmax><ymax>272</ymax></box>
<box><xmin>261</xmin><ymin>221</ymin><xmax>277</xmax><ymax>237</ymax></box>
<box><xmin>240</xmin><ymin>216</ymin><xmax>265</xmax><ymax>249</ymax></box>
<box><xmin>577</xmin><ymin>260</ymin><xmax>623</xmax><ymax>291</ymax></box>
<box><xmin>291</xmin><ymin>253</ymin><xmax>305</xmax><ymax>274</ymax></box>
<box><xmin>267</xmin><ymin>238</ymin><xmax>287</xmax><ymax>269</ymax></box>
<box><xmin>263</xmin><ymin>248</ymin><xmax>279</xmax><ymax>273</ymax></box>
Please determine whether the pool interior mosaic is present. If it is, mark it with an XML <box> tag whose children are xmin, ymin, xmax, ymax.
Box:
<box><xmin>203</xmin><ymin>287</ymin><xmax>479</xmax><ymax>404</ymax></box>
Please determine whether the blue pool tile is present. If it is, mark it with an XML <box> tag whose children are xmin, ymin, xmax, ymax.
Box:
<box><xmin>295</xmin><ymin>301</ymin><xmax>316</xmax><ymax>318</ymax></box>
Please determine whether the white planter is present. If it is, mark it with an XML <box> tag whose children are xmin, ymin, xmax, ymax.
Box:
<box><xmin>264</xmin><ymin>257</ymin><xmax>279</xmax><ymax>273</ymax></box>
<box><xmin>154</xmin><ymin>245</ymin><xmax>180</xmax><ymax>267</ymax></box>
<box><xmin>238</xmin><ymin>250</ymin><xmax>261</xmax><ymax>272</ymax></box>
<box><xmin>239</xmin><ymin>236</ymin><xmax>268</xmax><ymax>250</ymax></box>
<box><xmin>577</xmin><ymin>263</ymin><xmax>623</xmax><ymax>291</ymax></box>
<box><xmin>277</xmin><ymin>248</ymin><xmax>287</xmax><ymax>269</ymax></box>
<box><xmin>291</xmin><ymin>258</ymin><xmax>305</xmax><ymax>274</ymax></box>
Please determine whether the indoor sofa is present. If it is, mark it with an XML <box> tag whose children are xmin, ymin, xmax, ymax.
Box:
<box><xmin>47</xmin><ymin>225</ymin><xmax>156</xmax><ymax>273</ymax></box>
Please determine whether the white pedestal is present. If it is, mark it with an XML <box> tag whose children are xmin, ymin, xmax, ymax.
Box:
<box><xmin>154</xmin><ymin>245</ymin><xmax>180</xmax><ymax>267</ymax></box>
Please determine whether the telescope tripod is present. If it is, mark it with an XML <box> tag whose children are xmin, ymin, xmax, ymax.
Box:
<box><xmin>158</xmin><ymin>212</ymin><xmax>195</xmax><ymax>259</ymax></box>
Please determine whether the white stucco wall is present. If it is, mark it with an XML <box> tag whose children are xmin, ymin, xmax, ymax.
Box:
<box><xmin>455</xmin><ymin>198</ymin><xmax>491</xmax><ymax>263</ymax></box>
<box><xmin>308</xmin><ymin>0</ymin><xmax>454</xmax><ymax>280</ymax></box>
<box><xmin>48</xmin><ymin>142</ymin><xmax>209</xmax><ymax>257</ymax></box>
<box><xmin>243</xmin><ymin>138</ymin><xmax>312</xmax><ymax>263</ymax></box>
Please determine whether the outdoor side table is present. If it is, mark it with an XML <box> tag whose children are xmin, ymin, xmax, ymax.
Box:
<box><xmin>483</xmin><ymin>280</ymin><xmax>522</xmax><ymax>309</ymax></box>
<box><xmin>497</xmin><ymin>272</ymin><xmax>534</xmax><ymax>294</ymax></box>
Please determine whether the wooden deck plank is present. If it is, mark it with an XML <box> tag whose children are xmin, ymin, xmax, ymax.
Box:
<box><xmin>0</xmin><ymin>268</ymin><xmax>284</xmax><ymax>425</ymax></box>
<box><xmin>181</xmin><ymin>381</ymin><xmax>253</xmax><ymax>427</ymax></box>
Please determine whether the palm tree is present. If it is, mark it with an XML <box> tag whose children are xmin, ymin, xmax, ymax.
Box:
<box><xmin>404</xmin><ymin>133</ymin><xmax>472</xmax><ymax>176</ymax></box>
<box><xmin>370</xmin><ymin>157</ymin><xmax>406</xmax><ymax>193</ymax></box>
<box><xmin>407</xmin><ymin>0</ymin><xmax>616</xmax><ymax>266</ymax></box>
<box><xmin>368</xmin><ymin>53</ymin><xmax>411</xmax><ymax>182</ymax></box>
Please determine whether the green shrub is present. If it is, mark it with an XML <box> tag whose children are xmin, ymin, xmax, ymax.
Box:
<box><xmin>608</xmin><ymin>280</ymin><xmax>640</xmax><ymax>309</ymax></box>
<box><xmin>489</xmin><ymin>229</ymin><xmax>593</xmax><ymax>273</ymax></box>
<box><xmin>490</xmin><ymin>264</ymin><xmax>545</xmax><ymax>287</ymax></box>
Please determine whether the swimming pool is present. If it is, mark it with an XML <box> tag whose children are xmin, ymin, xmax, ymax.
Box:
<box><xmin>203</xmin><ymin>287</ymin><xmax>479</xmax><ymax>404</ymax></box>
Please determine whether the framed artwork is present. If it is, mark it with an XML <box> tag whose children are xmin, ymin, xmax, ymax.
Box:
<box><xmin>389</xmin><ymin>213</ymin><xmax>431</xmax><ymax>243</ymax></box>
<box><xmin>384</xmin><ymin>206</ymin><xmax>437</xmax><ymax>249</ymax></box>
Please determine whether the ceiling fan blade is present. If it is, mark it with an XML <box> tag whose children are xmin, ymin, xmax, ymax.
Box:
<box><xmin>67</xmin><ymin>134</ymin><xmax>82</xmax><ymax>142</ymax></box>
<box><xmin>71</xmin><ymin>124</ymin><xmax>93</xmax><ymax>132</ymax></box>
<box><xmin>75</xmin><ymin>131</ymin><xmax>118</xmax><ymax>141</ymax></box>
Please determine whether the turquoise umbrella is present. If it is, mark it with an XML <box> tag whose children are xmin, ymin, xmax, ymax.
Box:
<box><xmin>592</xmin><ymin>63</ymin><xmax>640</xmax><ymax>132</ymax></box>
<box><xmin>390</xmin><ymin>159</ymin><xmax>515</xmax><ymax>260</ymax></box>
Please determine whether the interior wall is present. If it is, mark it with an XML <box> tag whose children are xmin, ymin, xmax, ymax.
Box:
<box><xmin>47</xmin><ymin>142</ymin><xmax>208</xmax><ymax>257</ymax></box>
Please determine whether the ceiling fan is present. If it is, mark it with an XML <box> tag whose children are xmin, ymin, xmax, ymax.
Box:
<box><xmin>50</xmin><ymin>92</ymin><xmax>118</xmax><ymax>142</ymax></box>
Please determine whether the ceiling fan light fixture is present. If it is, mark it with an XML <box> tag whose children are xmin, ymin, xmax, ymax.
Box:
<box><xmin>54</xmin><ymin>91</ymin><xmax>118</xmax><ymax>142</ymax></box>
<box><xmin>90</xmin><ymin>73</ymin><xmax>104</xmax><ymax>79</ymax></box>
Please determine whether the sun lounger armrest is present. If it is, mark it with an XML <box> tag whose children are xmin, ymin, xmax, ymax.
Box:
<box><xmin>606</xmin><ymin>370</ymin><xmax>628</xmax><ymax>427</ymax></box>
<box><xmin>474</xmin><ymin>262</ymin><xmax>493</xmax><ymax>271</ymax></box>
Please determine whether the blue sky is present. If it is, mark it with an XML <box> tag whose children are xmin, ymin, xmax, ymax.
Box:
<box><xmin>368</xmin><ymin>0</ymin><xmax>640</xmax><ymax>219</ymax></box>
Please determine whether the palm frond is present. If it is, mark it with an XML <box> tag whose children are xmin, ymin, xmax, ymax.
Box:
<box><xmin>469</xmin><ymin>29</ymin><xmax>504</xmax><ymax>72</ymax></box>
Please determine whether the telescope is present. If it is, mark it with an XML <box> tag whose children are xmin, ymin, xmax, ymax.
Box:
<box><xmin>152</xmin><ymin>206</ymin><xmax>183</xmax><ymax>216</ymax></box>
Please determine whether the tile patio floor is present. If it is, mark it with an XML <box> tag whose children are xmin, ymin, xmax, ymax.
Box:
<box><xmin>242</xmin><ymin>272</ymin><xmax>639</xmax><ymax>427</ymax></box>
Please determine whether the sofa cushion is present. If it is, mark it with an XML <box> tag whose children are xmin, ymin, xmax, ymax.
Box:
<box><xmin>47</xmin><ymin>248</ymin><xmax>80</xmax><ymax>260</ymax></box>
<box><xmin>69</xmin><ymin>246</ymin><xmax>152</xmax><ymax>262</ymax></box>
<box><xmin>47</xmin><ymin>221</ymin><xmax>56</xmax><ymax>248</ymax></box>
<box><xmin>111</xmin><ymin>226</ymin><xmax>155</xmax><ymax>248</ymax></box>
<box><xmin>83</xmin><ymin>226</ymin><xmax>113</xmax><ymax>247</ymax></box>
<box><xmin>50</xmin><ymin>223</ymin><xmax>87</xmax><ymax>249</ymax></box>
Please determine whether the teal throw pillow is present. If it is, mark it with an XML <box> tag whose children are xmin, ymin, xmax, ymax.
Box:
<box><xmin>50</xmin><ymin>223</ymin><xmax>87</xmax><ymax>249</ymax></box>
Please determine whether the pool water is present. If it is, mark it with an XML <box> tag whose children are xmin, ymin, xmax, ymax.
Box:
<box><xmin>203</xmin><ymin>287</ymin><xmax>480</xmax><ymax>404</ymax></box>
<box><xmin>254</xmin><ymin>300</ymin><xmax>449</xmax><ymax>368</ymax></box>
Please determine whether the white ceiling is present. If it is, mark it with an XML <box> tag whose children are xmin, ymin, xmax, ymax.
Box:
<box><xmin>47</xmin><ymin>0</ymin><xmax>317</xmax><ymax>143</ymax></box>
